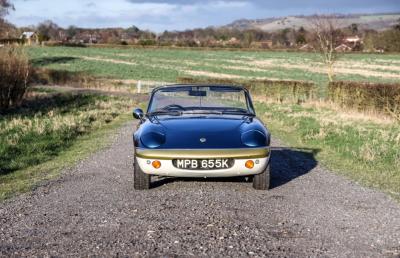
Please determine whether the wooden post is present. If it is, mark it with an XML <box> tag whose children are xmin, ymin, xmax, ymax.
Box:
<box><xmin>137</xmin><ymin>80</ymin><xmax>142</xmax><ymax>93</ymax></box>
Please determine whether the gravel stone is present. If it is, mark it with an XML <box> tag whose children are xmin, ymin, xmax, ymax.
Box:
<box><xmin>0</xmin><ymin>122</ymin><xmax>399</xmax><ymax>257</ymax></box>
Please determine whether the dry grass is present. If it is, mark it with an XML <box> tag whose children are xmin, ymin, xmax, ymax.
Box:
<box><xmin>0</xmin><ymin>93</ymin><xmax>135</xmax><ymax>174</ymax></box>
<box><xmin>0</xmin><ymin>47</ymin><xmax>31</xmax><ymax>109</ymax></box>
<box><xmin>183</xmin><ymin>70</ymin><xmax>246</xmax><ymax>79</ymax></box>
<box><xmin>302</xmin><ymin>100</ymin><xmax>397</xmax><ymax>125</ymax></box>
<box><xmin>328</xmin><ymin>81</ymin><xmax>400</xmax><ymax>120</ymax></box>
<box><xmin>248</xmin><ymin>59</ymin><xmax>400</xmax><ymax>79</ymax></box>
<box><xmin>257</xmin><ymin>101</ymin><xmax>400</xmax><ymax>198</ymax></box>
<box><xmin>81</xmin><ymin>56</ymin><xmax>137</xmax><ymax>66</ymax></box>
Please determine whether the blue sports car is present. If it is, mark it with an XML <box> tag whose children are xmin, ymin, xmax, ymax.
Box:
<box><xmin>132</xmin><ymin>84</ymin><xmax>271</xmax><ymax>190</ymax></box>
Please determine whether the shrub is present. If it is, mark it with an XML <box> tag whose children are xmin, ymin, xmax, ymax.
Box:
<box><xmin>245</xmin><ymin>79</ymin><xmax>317</xmax><ymax>103</ymax></box>
<box><xmin>31</xmin><ymin>68</ymin><xmax>94</xmax><ymax>86</ymax></box>
<box><xmin>328</xmin><ymin>81</ymin><xmax>400</xmax><ymax>118</ymax></box>
<box><xmin>44</xmin><ymin>42</ymin><xmax>87</xmax><ymax>48</ymax></box>
<box><xmin>139</xmin><ymin>39</ymin><xmax>157</xmax><ymax>46</ymax></box>
<box><xmin>62</xmin><ymin>42</ymin><xmax>87</xmax><ymax>48</ymax></box>
<box><xmin>177</xmin><ymin>77</ymin><xmax>317</xmax><ymax>103</ymax></box>
<box><xmin>0</xmin><ymin>47</ymin><xmax>31</xmax><ymax>109</ymax></box>
<box><xmin>175</xmin><ymin>40</ymin><xmax>199</xmax><ymax>48</ymax></box>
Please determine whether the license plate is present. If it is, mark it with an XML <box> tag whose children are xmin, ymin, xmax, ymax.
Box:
<box><xmin>173</xmin><ymin>159</ymin><xmax>234</xmax><ymax>170</ymax></box>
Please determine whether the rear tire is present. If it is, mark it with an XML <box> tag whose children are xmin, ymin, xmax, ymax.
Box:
<box><xmin>134</xmin><ymin>156</ymin><xmax>150</xmax><ymax>190</ymax></box>
<box><xmin>253</xmin><ymin>164</ymin><xmax>270</xmax><ymax>190</ymax></box>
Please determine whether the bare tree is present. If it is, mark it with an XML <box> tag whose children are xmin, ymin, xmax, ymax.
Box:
<box><xmin>37</xmin><ymin>20</ymin><xmax>61</xmax><ymax>41</ymax></box>
<box><xmin>0</xmin><ymin>0</ymin><xmax>14</xmax><ymax>37</ymax></box>
<box><xmin>0</xmin><ymin>0</ymin><xmax>14</xmax><ymax>18</ymax></box>
<box><xmin>309</xmin><ymin>15</ymin><xmax>344</xmax><ymax>82</ymax></box>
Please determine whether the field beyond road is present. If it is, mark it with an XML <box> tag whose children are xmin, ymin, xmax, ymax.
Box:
<box><xmin>28</xmin><ymin>46</ymin><xmax>400</xmax><ymax>87</ymax></box>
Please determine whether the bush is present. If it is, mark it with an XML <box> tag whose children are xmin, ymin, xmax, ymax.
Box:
<box><xmin>245</xmin><ymin>79</ymin><xmax>317</xmax><ymax>103</ymax></box>
<box><xmin>32</xmin><ymin>68</ymin><xmax>94</xmax><ymax>86</ymax></box>
<box><xmin>177</xmin><ymin>77</ymin><xmax>317</xmax><ymax>103</ymax></box>
<box><xmin>328</xmin><ymin>81</ymin><xmax>400</xmax><ymax>117</ymax></box>
<box><xmin>0</xmin><ymin>47</ymin><xmax>31</xmax><ymax>109</ymax></box>
<box><xmin>139</xmin><ymin>39</ymin><xmax>157</xmax><ymax>46</ymax></box>
<box><xmin>175</xmin><ymin>40</ymin><xmax>199</xmax><ymax>47</ymax></box>
<box><xmin>44</xmin><ymin>42</ymin><xmax>87</xmax><ymax>48</ymax></box>
<box><xmin>371</xmin><ymin>29</ymin><xmax>400</xmax><ymax>52</ymax></box>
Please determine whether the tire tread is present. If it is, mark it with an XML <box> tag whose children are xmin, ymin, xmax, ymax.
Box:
<box><xmin>253</xmin><ymin>164</ymin><xmax>270</xmax><ymax>190</ymax></box>
<box><xmin>134</xmin><ymin>157</ymin><xmax>150</xmax><ymax>190</ymax></box>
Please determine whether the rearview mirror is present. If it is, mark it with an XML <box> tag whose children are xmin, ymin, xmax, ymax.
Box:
<box><xmin>189</xmin><ymin>90</ymin><xmax>207</xmax><ymax>97</ymax></box>
<box><xmin>133</xmin><ymin>108</ymin><xmax>144</xmax><ymax>121</ymax></box>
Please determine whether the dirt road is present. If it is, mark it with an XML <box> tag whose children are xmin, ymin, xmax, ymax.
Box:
<box><xmin>1</xmin><ymin>123</ymin><xmax>399</xmax><ymax>257</ymax></box>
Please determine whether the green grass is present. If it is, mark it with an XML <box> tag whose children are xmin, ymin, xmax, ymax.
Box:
<box><xmin>0</xmin><ymin>92</ymin><xmax>137</xmax><ymax>200</ymax></box>
<box><xmin>256</xmin><ymin>101</ymin><xmax>400</xmax><ymax>199</ymax></box>
<box><xmin>27</xmin><ymin>46</ymin><xmax>400</xmax><ymax>90</ymax></box>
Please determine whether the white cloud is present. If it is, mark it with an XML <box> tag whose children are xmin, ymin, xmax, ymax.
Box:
<box><xmin>7</xmin><ymin>0</ymin><xmax>255</xmax><ymax>31</ymax></box>
<box><xmin>6</xmin><ymin>0</ymin><xmax>400</xmax><ymax>31</ymax></box>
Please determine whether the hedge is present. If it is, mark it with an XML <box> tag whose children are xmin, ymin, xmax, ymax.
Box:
<box><xmin>177</xmin><ymin>77</ymin><xmax>317</xmax><ymax>103</ymax></box>
<box><xmin>328</xmin><ymin>81</ymin><xmax>400</xmax><ymax>116</ymax></box>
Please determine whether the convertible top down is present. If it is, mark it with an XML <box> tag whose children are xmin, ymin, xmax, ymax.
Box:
<box><xmin>132</xmin><ymin>84</ymin><xmax>271</xmax><ymax>190</ymax></box>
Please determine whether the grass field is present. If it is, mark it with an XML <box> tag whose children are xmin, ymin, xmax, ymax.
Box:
<box><xmin>256</xmin><ymin>101</ymin><xmax>400</xmax><ymax>198</ymax></box>
<box><xmin>28</xmin><ymin>46</ymin><xmax>400</xmax><ymax>89</ymax></box>
<box><xmin>0</xmin><ymin>90</ymin><xmax>137</xmax><ymax>200</ymax></box>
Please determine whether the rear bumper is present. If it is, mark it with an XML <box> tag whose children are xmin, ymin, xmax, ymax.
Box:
<box><xmin>135</xmin><ymin>147</ymin><xmax>270</xmax><ymax>177</ymax></box>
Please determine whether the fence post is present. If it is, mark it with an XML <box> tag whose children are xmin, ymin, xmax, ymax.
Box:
<box><xmin>137</xmin><ymin>80</ymin><xmax>142</xmax><ymax>93</ymax></box>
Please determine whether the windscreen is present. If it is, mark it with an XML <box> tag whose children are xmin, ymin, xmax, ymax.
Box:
<box><xmin>148</xmin><ymin>86</ymin><xmax>250</xmax><ymax>113</ymax></box>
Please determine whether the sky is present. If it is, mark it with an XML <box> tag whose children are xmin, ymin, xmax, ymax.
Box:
<box><xmin>5</xmin><ymin>0</ymin><xmax>400</xmax><ymax>32</ymax></box>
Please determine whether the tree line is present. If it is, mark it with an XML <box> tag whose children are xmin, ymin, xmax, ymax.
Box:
<box><xmin>0</xmin><ymin>0</ymin><xmax>399</xmax><ymax>52</ymax></box>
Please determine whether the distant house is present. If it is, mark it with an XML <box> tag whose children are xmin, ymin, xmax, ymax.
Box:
<box><xmin>225</xmin><ymin>37</ymin><xmax>241</xmax><ymax>46</ymax></box>
<box><xmin>20</xmin><ymin>32</ymin><xmax>39</xmax><ymax>45</ymax></box>
<box><xmin>227</xmin><ymin>37</ymin><xmax>239</xmax><ymax>43</ymax></box>
<box><xmin>373</xmin><ymin>47</ymin><xmax>385</xmax><ymax>53</ymax></box>
<box><xmin>74</xmin><ymin>32</ymin><xmax>100</xmax><ymax>44</ymax></box>
<box><xmin>120</xmin><ymin>32</ymin><xmax>130</xmax><ymax>42</ymax></box>
<box><xmin>335</xmin><ymin>44</ymin><xmax>352</xmax><ymax>52</ymax></box>
<box><xmin>58</xmin><ymin>31</ymin><xmax>68</xmax><ymax>42</ymax></box>
<box><xmin>343</xmin><ymin>35</ymin><xmax>363</xmax><ymax>51</ymax></box>
<box><xmin>344</xmin><ymin>36</ymin><xmax>361</xmax><ymax>45</ymax></box>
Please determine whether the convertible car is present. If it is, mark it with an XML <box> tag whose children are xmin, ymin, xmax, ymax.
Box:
<box><xmin>132</xmin><ymin>84</ymin><xmax>271</xmax><ymax>190</ymax></box>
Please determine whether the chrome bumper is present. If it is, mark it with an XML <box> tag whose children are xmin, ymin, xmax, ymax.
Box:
<box><xmin>135</xmin><ymin>147</ymin><xmax>270</xmax><ymax>178</ymax></box>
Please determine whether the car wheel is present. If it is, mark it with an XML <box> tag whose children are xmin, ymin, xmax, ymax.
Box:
<box><xmin>253</xmin><ymin>164</ymin><xmax>270</xmax><ymax>190</ymax></box>
<box><xmin>134</xmin><ymin>156</ymin><xmax>150</xmax><ymax>190</ymax></box>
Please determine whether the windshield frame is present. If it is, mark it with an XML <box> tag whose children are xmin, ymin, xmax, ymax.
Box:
<box><xmin>146</xmin><ymin>84</ymin><xmax>256</xmax><ymax>116</ymax></box>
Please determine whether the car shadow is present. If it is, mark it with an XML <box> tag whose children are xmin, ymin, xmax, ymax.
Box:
<box><xmin>1</xmin><ymin>93</ymin><xmax>98</xmax><ymax>116</ymax></box>
<box><xmin>269</xmin><ymin>147</ymin><xmax>319</xmax><ymax>189</ymax></box>
<box><xmin>150</xmin><ymin>147</ymin><xmax>319</xmax><ymax>189</ymax></box>
<box><xmin>31</xmin><ymin>56</ymin><xmax>79</xmax><ymax>66</ymax></box>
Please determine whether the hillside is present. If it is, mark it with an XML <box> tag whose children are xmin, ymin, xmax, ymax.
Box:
<box><xmin>224</xmin><ymin>13</ymin><xmax>400</xmax><ymax>31</ymax></box>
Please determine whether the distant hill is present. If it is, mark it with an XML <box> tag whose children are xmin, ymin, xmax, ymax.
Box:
<box><xmin>224</xmin><ymin>13</ymin><xmax>400</xmax><ymax>31</ymax></box>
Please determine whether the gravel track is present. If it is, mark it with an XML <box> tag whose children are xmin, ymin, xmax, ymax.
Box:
<box><xmin>1</xmin><ymin>122</ymin><xmax>399</xmax><ymax>257</ymax></box>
